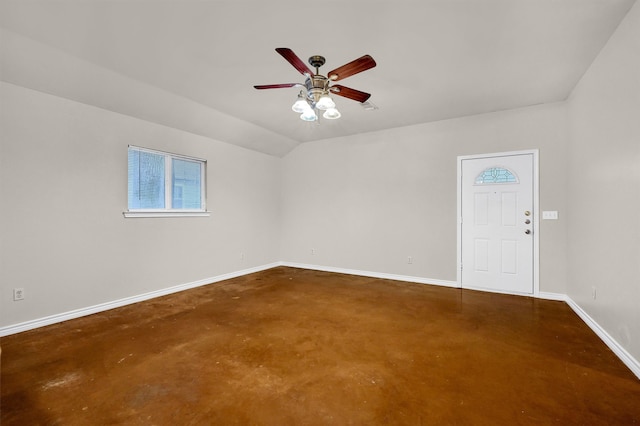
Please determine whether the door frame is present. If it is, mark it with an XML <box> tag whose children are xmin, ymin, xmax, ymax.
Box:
<box><xmin>456</xmin><ymin>149</ymin><xmax>540</xmax><ymax>296</ymax></box>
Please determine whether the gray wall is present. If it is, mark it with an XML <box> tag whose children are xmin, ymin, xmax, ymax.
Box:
<box><xmin>281</xmin><ymin>102</ymin><xmax>569</xmax><ymax>293</ymax></box>
<box><xmin>0</xmin><ymin>82</ymin><xmax>282</xmax><ymax>327</ymax></box>
<box><xmin>567</xmin><ymin>1</ymin><xmax>640</xmax><ymax>363</ymax></box>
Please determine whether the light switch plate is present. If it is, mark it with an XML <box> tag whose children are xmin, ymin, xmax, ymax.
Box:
<box><xmin>542</xmin><ymin>210</ymin><xmax>559</xmax><ymax>220</ymax></box>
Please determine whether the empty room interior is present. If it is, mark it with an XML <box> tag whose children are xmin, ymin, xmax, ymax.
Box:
<box><xmin>1</xmin><ymin>0</ymin><xmax>640</xmax><ymax>424</ymax></box>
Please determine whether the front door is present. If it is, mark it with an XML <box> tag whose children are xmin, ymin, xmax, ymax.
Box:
<box><xmin>459</xmin><ymin>152</ymin><xmax>535</xmax><ymax>294</ymax></box>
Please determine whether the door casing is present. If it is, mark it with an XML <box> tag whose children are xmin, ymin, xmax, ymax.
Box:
<box><xmin>456</xmin><ymin>149</ymin><xmax>540</xmax><ymax>296</ymax></box>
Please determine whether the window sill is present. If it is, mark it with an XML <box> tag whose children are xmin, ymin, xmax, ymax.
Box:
<box><xmin>123</xmin><ymin>211</ymin><xmax>211</xmax><ymax>218</ymax></box>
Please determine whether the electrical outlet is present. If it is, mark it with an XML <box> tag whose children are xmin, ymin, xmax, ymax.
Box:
<box><xmin>311</xmin><ymin>248</ymin><xmax>315</xmax><ymax>255</ymax></box>
<box><xmin>407</xmin><ymin>256</ymin><xmax>413</xmax><ymax>264</ymax></box>
<box><xmin>14</xmin><ymin>288</ymin><xmax>25</xmax><ymax>301</ymax></box>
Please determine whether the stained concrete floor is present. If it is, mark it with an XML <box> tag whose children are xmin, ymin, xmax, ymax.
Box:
<box><xmin>2</xmin><ymin>267</ymin><xmax>640</xmax><ymax>425</ymax></box>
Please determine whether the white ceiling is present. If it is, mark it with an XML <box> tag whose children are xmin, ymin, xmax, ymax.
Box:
<box><xmin>0</xmin><ymin>0</ymin><xmax>636</xmax><ymax>157</ymax></box>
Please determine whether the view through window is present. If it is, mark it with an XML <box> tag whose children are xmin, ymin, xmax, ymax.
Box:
<box><xmin>126</xmin><ymin>146</ymin><xmax>207</xmax><ymax>217</ymax></box>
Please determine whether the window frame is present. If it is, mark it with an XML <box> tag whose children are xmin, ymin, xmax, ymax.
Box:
<box><xmin>124</xmin><ymin>145</ymin><xmax>209</xmax><ymax>218</ymax></box>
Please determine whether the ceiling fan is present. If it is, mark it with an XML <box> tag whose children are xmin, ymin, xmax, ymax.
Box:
<box><xmin>254</xmin><ymin>48</ymin><xmax>377</xmax><ymax>121</ymax></box>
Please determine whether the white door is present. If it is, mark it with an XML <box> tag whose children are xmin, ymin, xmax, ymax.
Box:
<box><xmin>460</xmin><ymin>153</ymin><xmax>534</xmax><ymax>294</ymax></box>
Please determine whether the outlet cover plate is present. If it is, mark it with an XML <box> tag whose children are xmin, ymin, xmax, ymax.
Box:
<box><xmin>13</xmin><ymin>288</ymin><xmax>25</xmax><ymax>301</ymax></box>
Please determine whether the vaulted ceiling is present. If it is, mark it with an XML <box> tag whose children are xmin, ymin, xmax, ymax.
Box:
<box><xmin>0</xmin><ymin>0</ymin><xmax>636</xmax><ymax>157</ymax></box>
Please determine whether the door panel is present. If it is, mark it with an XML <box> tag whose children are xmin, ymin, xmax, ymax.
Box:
<box><xmin>475</xmin><ymin>239</ymin><xmax>489</xmax><ymax>271</ymax></box>
<box><xmin>461</xmin><ymin>154</ymin><xmax>534</xmax><ymax>294</ymax></box>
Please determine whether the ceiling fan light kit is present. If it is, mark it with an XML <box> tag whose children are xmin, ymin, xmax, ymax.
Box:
<box><xmin>315</xmin><ymin>95</ymin><xmax>335</xmax><ymax>111</ymax></box>
<box><xmin>254</xmin><ymin>48</ymin><xmax>376</xmax><ymax>122</ymax></box>
<box><xmin>300</xmin><ymin>108</ymin><xmax>318</xmax><ymax>122</ymax></box>
<box><xmin>322</xmin><ymin>107</ymin><xmax>341</xmax><ymax>120</ymax></box>
<box><xmin>291</xmin><ymin>93</ymin><xmax>310</xmax><ymax>113</ymax></box>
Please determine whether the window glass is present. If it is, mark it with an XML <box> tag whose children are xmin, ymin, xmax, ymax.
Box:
<box><xmin>475</xmin><ymin>167</ymin><xmax>518</xmax><ymax>184</ymax></box>
<box><xmin>127</xmin><ymin>146</ymin><xmax>206</xmax><ymax>214</ymax></box>
<box><xmin>128</xmin><ymin>149</ymin><xmax>165</xmax><ymax>209</ymax></box>
<box><xmin>172</xmin><ymin>158</ymin><xmax>202</xmax><ymax>209</ymax></box>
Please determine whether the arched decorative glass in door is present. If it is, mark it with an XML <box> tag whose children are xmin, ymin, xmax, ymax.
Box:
<box><xmin>474</xmin><ymin>167</ymin><xmax>518</xmax><ymax>184</ymax></box>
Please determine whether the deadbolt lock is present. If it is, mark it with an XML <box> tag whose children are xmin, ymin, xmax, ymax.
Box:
<box><xmin>525</xmin><ymin>219</ymin><xmax>531</xmax><ymax>224</ymax></box>
<box><xmin>524</xmin><ymin>211</ymin><xmax>531</xmax><ymax>216</ymax></box>
<box><xmin>525</xmin><ymin>229</ymin><xmax>531</xmax><ymax>235</ymax></box>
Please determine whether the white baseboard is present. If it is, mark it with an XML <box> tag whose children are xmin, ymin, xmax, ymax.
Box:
<box><xmin>279</xmin><ymin>261</ymin><xmax>459</xmax><ymax>288</ymax></box>
<box><xmin>279</xmin><ymin>264</ymin><xmax>640</xmax><ymax>379</ymax></box>
<box><xmin>537</xmin><ymin>291</ymin><xmax>568</xmax><ymax>301</ymax></box>
<box><xmin>563</xmin><ymin>296</ymin><xmax>640</xmax><ymax>380</ymax></box>
<box><xmin>536</xmin><ymin>292</ymin><xmax>639</xmax><ymax>379</ymax></box>
<box><xmin>508</xmin><ymin>291</ymin><xmax>640</xmax><ymax>379</ymax></box>
<box><xmin>2</xmin><ymin>262</ymin><xmax>638</xmax><ymax>380</ymax></box>
<box><xmin>0</xmin><ymin>262</ymin><xmax>279</xmax><ymax>337</ymax></box>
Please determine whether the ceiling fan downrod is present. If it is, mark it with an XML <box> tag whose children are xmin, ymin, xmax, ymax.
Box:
<box><xmin>308</xmin><ymin>55</ymin><xmax>326</xmax><ymax>74</ymax></box>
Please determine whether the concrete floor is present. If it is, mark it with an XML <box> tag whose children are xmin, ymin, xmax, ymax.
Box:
<box><xmin>2</xmin><ymin>267</ymin><xmax>640</xmax><ymax>425</ymax></box>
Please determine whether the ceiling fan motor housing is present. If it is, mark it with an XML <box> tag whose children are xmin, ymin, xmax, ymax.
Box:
<box><xmin>305</xmin><ymin>75</ymin><xmax>329</xmax><ymax>103</ymax></box>
<box><xmin>304</xmin><ymin>55</ymin><xmax>330</xmax><ymax>103</ymax></box>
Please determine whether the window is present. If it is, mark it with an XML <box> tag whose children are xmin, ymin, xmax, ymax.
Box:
<box><xmin>474</xmin><ymin>167</ymin><xmax>518</xmax><ymax>184</ymax></box>
<box><xmin>125</xmin><ymin>146</ymin><xmax>208</xmax><ymax>217</ymax></box>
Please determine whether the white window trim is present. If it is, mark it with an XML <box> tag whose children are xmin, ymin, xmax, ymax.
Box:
<box><xmin>123</xmin><ymin>210</ymin><xmax>210</xmax><ymax>218</ymax></box>
<box><xmin>124</xmin><ymin>145</ymin><xmax>210</xmax><ymax>218</ymax></box>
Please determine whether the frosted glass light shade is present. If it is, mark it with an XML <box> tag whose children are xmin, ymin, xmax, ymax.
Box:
<box><xmin>300</xmin><ymin>109</ymin><xmax>317</xmax><ymax>121</ymax></box>
<box><xmin>292</xmin><ymin>99</ymin><xmax>310</xmax><ymax>113</ymax></box>
<box><xmin>322</xmin><ymin>107</ymin><xmax>341</xmax><ymax>120</ymax></box>
<box><xmin>316</xmin><ymin>95</ymin><xmax>335</xmax><ymax>110</ymax></box>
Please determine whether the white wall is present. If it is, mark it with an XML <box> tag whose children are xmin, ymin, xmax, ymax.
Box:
<box><xmin>567</xmin><ymin>1</ymin><xmax>640</xmax><ymax>363</ymax></box>
<box><xmin>281</xmin><ymin>102</ymin><xmax>569</xmax><ymax>294</ymax></box>
<box><xmin>0</xmin><ymin>82</ymin><xmax>281</xmax><ymax>328</ymax></box>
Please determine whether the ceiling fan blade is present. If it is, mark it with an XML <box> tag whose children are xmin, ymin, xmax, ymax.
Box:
<box><xmin>254</xmin><ymin>83</ymin><xmax>302</xmax><ymax>89</ymax></box>
<box><xmin>330</xmin><ymin>85</ymin><xmax>371</xmax><ymax>103</ymax></box>
<box><xmin>328</xmin><ymin>55</ymin><xmax>376</xmax><ymax>81</ymax></box>
<box><xmin>275</xmin><ymin>48</ymin><xmax>314</xmax><ymax>77</ymax></box>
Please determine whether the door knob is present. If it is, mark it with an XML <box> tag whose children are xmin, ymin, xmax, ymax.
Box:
<box><xmin>524</xmin><ymin>211</ymin><xmax>531</xmax><ymax>216</ymax></box>
<box><xmin>525</xmin><ymin>229</ymin><xmax>531</xmax><ymax>235</ymax></box>
<box><xmin>525</xmin><ymin>219</ymin><xmax>531</xmax><ymax>224</ymax></box>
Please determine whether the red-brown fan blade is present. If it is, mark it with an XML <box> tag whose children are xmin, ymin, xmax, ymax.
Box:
<box><xmin>328</xmin><ymin>55</ymin><xmax>376</xmax><ymax>81</ymax></box>
<box><xmin>330</xmin><ymin>85</ymin><xmax>371</xmax><ymax>103</ymax></box>
<box><xmin>254</xmin><ymin>83</ymin><xmax>301</xmax><ymax>90</ymax></box>
<box><xmin>275</xmin><ymin>48</ymin><xmax>314</xmax><ymax>77</ymax></box>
